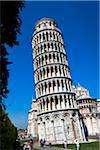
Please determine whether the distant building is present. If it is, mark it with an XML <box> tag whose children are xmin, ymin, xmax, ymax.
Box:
<box><xmin>73</xmin><ymin>84</ymin><xmax>100</xmax><ymax>138</ymax></box>
<box><xmin>18</xmin><ymin>129</ymin><xmax>27</xmax><ymax>139</ymax></box>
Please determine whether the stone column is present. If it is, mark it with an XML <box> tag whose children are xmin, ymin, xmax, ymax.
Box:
<box><xmin>45</xmin><ymin>100</ymin><xmax>47</xmax><ymax>112</ymax></box>
<box><xmin>76</xmin><ymin>115</ymin><xmax>83</xmax><ymax>142</ymax></box>
<box><xmin>80</xmin><ymin>119</ymin><xmax>86</xmax><ymax>141</ymax></box>
<box><xmin>58</xmin><ymin>97</ymin><xmax>61</xmax><ymax>109</ymax></box>
<box><xmin>43</xmin><ymin>122</ymin><xmax>46</xmax><ymax>139</ymax></box>
<box><xmin>51</xmin><ymin>120</ymin><xmax>56</xmax><ymax>143</ymax></box>
<box><xmin>61</xmin><ymin>119</ymin><xmax>66</xmax><ymax>141</ymax></box>
<box><xmin>48</xmin><ymin>99</ymin><xmax>51</xmax><ymax>111</ymax></box>
<box><xmin>62</xmin><ymin>96</ymin><xmax>65</xmax><ymax>109</ymax></box>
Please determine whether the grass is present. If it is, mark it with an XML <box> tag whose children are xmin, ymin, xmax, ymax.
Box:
<box><xmin>79</xmin><ymin>141</ymin><xmax>99</xmax><ymax>150</ymax></box>
<box><xmin>23</xmin><ymin>141</ymin><xmax>99</xmax><ymax>150</ymax></box>
<box><xmin>53</xmin><ymin>141</ymin><xmax>99</xmax><ymax>150</ymax></box>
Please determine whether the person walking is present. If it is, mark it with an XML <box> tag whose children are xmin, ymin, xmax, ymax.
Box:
<box><xmin>40</xmin><ymin>139</ymin><xmax>43</xmax><ymax>149</ymax></box>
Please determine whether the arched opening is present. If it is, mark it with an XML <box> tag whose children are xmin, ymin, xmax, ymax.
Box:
<box><xmin>61</xmin><ymin>80</ymin><xmax>64</xmax><ymax>91</ymax></box>
<box><xmin>47</xmin><ymin>67</ymin><xmax>49</xmax><ymax>77</ymax></box>
<box><xmin>57</xmin><ymin>53</ymin><xmax>59</xmax><ymax>62</ymax></box>
<box><xmin>41</xmin><ymin>84</ymin><xmax>43</xmax><ymax>94</ymax></box>
<box><xmin>39</xmin><ymin>34</ymin><xmax>41</xmax><ymax>41</ymax></box>
<box><xmin>51</xmin><ymin>66</ymin><xmax>53</xmax><ymax>76</ymax></box>
<box><xmin>55</xmin><ymin>66</ymin><xmax>57</xmax><ymax>75</ymax></box>
<box><xmin>45</xmin><ymin>82</ymin><xmax>47</xmax><ymax>94</ymax></box>
<box><xmin>53</xmin><ymin>32</ymin><xmax>55</xmax><ymax>39</ymax></box>
<box><xmin>48</xmin><ymin>43</ymin><xmax>50</xmax><ymax>49</ymax></box>
<box><xmin>50</xmin><ymin>32</ymin><xmax>52</xmax><ymax>39</ymax></box>
<box><xmin>50</xmin><ymin>97</ymin><xmax>53</xmax><ymax>110</ymax></box>
<box><xmin>55</xmin><ymin>96</ymin><xmax>58</xmax><ymax>109</ymax></box>
<box><xmin>55</xmin><ymin>43</ymin><xmax>57</xmax><ymax>51</ymax></box>
<box><xmin>43</xmin><ymin>32</ymin><xmax>45</xmax><ymax>40</ymax></box>
<box><xmin>60</xmin><ymin>95</ymin><xmax>63</xmax><ymax>108</ymax></box>
<box><xmin>53</xmin><ymin>80</ymin><xmax>56</xmax><ymax>91</ymax></box>
<box><xmin>40</xmin><ymin>70</ymin><xmax>42</xmax><ymax>79</ymax></box>
<box><xmin>48</xmin><ymin>82</ymin><xmax>51</xmax><ymax>93</ymax></box>
<box><xmin>57</xmin><ymin>80</ymin><xmax>60</xmax><ymax>91</ymax></box>
<box><xmin>44</xmin><ymin>43</ymin><xmax>46</xmax><ymax>51</ymax></box>
<box><xmin>51</xmin><ymin>43</ymin><xmax>53</xmax><ymax>49</ymax></box>
<box><xmin>45</xmin><ymin>54</ymin><xmax>47</xmax><ymax>64</ymax></box>
<box><xmin>43</xmin><ymin>68</ymin><xmax>45</xmax><ymax>78</ymax></box>
<box><xmin>59</xmin><ymin>66</ymin><xmax>61</xmax><ymax>75</ymax></box>
<box><xmin>49</xmin><ymin>53</ymin><xmax>51</xmax><ymax>62</ymax></box>
<box><xmin>46</xmin><ymin>32</ymin><xmax>48</xmax><ymax>41</ymax></box>
<box><xmin>42</xmin><ymin>55</ymin><xmax>44</xmax><ymax>65</ymax></box>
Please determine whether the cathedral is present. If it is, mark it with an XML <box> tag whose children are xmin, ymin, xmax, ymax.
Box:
<box><xmin>27</xmin><ymin>18</ymin><xmax>100</xmax><ymax>144</ymax></box>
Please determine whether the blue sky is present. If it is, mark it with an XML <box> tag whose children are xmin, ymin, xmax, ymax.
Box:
<box><xmin>6</xmin><ymin>1</ymin><xmax>99</xmax><ymax>129</ymax></box>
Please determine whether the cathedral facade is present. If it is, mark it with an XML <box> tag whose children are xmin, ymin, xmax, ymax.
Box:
<box><xmin>27</xmin><ymin>18</ymin><xmax>99</xmax><ymax>144</ymax></box>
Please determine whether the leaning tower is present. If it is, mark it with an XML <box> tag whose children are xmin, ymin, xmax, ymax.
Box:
<box><xmin>32</xmin><ymin>18</ymin><xmax>86</xmax><ymax>144</ymax></box>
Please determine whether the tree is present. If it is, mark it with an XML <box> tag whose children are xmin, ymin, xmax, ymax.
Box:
<box><xmin>0</xmin><ymin>1</ymin><xmax>24</xmax><ymax>107</ymax></box>
<box><xmin>0</xmin><ymin>106</ymin><xmax>18</xmax><ymax>150</ymax></box>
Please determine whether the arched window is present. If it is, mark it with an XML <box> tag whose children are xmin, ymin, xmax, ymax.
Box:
<box><xmin>50</xmin><ymin>32</ymin><xmax>52</xmax><ymax>39</ymax></box>
<box><xmin>55</xmin><ymin>66</ymin><xmax>57</xmax><ymax>74</ymax></box>
<box><xmin>47</xmin><ymin>67</ymin><xmax>49</xmax><ymax>77</ymax></box>
<box><xmin>45</xmin><ymin>82</ymin><xmax>47</xmax><ymax>92</ymax></box>
<box><xmin>65</xmin><ymin>80</ymin><xmax>68</xmax><ymax>91</ymax></box>
<box><xmin>68</xmin><ymin>95</ymin><xmax>71</xmax><ymax>107</ymax></box>
<box><xmin>56</xmin><ymin>34</ymin><xmax>59</xmax><ymax>41</ymax></box>
<box><xmin>49</xmin><ymin>22</ymin><xmax>51</xmax><ymax>26</ymax></box>
<box><xmin>44</xmin><ymin>43</ymin><xmax>46</xmax><ymax>51</ymax></box>
<box><xmin>48</xmin><ymin>43</ymin><xmax>50</xmax><ymax>49</ymax></box>
<box><xmin>40</xmin><ymin>45</ymin><xmax>42</xmax><ymax>53</ymax></box>
<box><xmin>55</xmin><ymin>43</ymin><xmax>57</xmax><ymax>50</ymax></box>
<box><xmin>53</xmin><ymin>80</ymin><xmax>56</xmax><ymax>91</ymax></box>
<box><xmin>57</xmin><ymin>80</ymin><xmax>60</xmax><ymax>91</ymax></box>
<box><xmin>51</xmin><ymin>66</ymin><xmax>53</xmax><ymax>75</ymax></box>
<box><xmin>51</xmin><ymin>43</ymin><xmax>53</xmax><ymax>49</ymax></box>
<box><xmin>61</xmin><ymin>80</ymin><xmax>64</xmax><ymax>91</ymax></box>
<box><xmin>40</xmin><ymin>70</ymin><xmax>42</xmax><ymax>79</ymax></box>
<box><xmin>59</xmin><ymin>66</ymin><xmax>61</xmax><ymax>75</ymax></box>
<box><xmin>57</xmin><ymin>53</ymin><xmax>59</xmax><ymax>62</ymax></box>
<box><xmin>39</xmin><ymin>34</ymin><xmax>41</xmax><ymax>41</ymax></box>
<box><xmin>55</xmin><ymin>96</ymin><xmax>58</xmax><ymax>109</ymax></box>
<box><xmin>43</xmin><ymin>32</ymin><xmax>45</xmax><ymax>40</ymax></box>
<box><xmin>50</xmin><ymin>97</ymin><xmax>53</xmax><ymax>110</ymax></box>
<box><xmin>45</xmin><ymin>54</ymin><xmax>47</xmax><ymax>59</ymax></box>
<box><xmin>58</xmin><ymin>43</ymin><xmax>60</xmax><ymax>52</ymax></box>
<box><xmin>46</xmin><ymin>32</ymin><xmax>48</xmax><ymax>41</ymax></box>
<box><xmin>53</xmin><ymin>53</ymin><xmax>55</xmax><ymax>60</ymax></box>
<box><xmin>53</xmin><ymin>32</ymin><xmax>55</xmax><ymax>39</ymax></box>
<box><xmin>37</xmin><ymin>35</ymin><xmax>38</xmax><ymax>43</ymax></box>
<box><xmin>60</xmin><ymin>54</ymin><xmax>62</xmax><ymax>62</ymax></box>
<box><xmin>49</xmin><ymin>82</ymin><xmax>51</xmax><ymax>92</ymax></box>
<box><xmin>43</xmin><ymin>68</ymin><xmax>45</xmax><ymax>78</ymax></box>
<box><xmin>49</xmin><ymin>54</ymin><xmax>51</xmax><ymax>61</ymax></box>
<box><xmin>41</xmin><ymin>84</ymin><xmax>43</xmax><ymax>93</ymax></box>
<box><xmin>42</xmin><ymin>56</ymin><xmax>44</xmax><ymax>64</ymax></box>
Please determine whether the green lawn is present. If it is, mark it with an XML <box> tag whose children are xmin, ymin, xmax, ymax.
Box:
<box><xmin>29</xmin><ymin>141</ymin><xmax>100</xmax><ymax>150</ymax></box>
<box><xmin>54</xmin><ymin>141</ymin><xmax>99</xmax><ymax>150</ymax></box>
<box><xmin>79</xmin><ymin>141</ymin><xmax>99</xmax><ymax>150</ymax></box>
